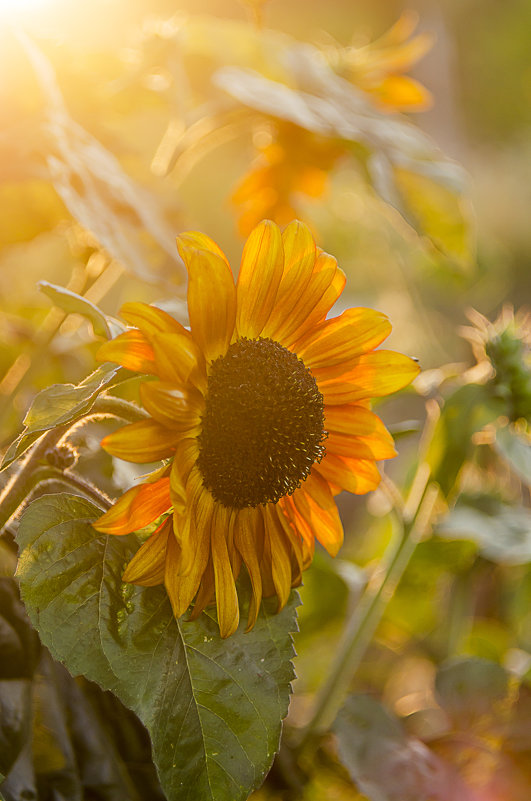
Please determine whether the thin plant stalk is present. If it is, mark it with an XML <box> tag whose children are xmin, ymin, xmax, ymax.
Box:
<box><xmin>298</xmin><ymin>472</ymin><xmax>439</xmax><ymax>745</ymax></box>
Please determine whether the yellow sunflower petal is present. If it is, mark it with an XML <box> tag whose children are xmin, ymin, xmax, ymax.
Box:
<box><xmin>315</xmin><ymin>452</ymin><xmax>382</xmax><ymax>494</ymax></box>
<box><xmin>318</xmin><ymin>350</ymin><xmax>420</xmax><ymax>404</ymax></box>
<box><xmin>120</xmin><ymin>301</ymin><xmax>186</xmax><ymax>336</ymax></box>
<box><xmin>170</xmin><ymin>440</ymin><xmax>200</xmax><ymax>509</ymax></box>
<box><xmin>178</xmin><ymin>243</ymin><xmax>236</xmax><ymax>362</ymax></box>
<box><xmin>234</xmin><ymin>507</ymin><xmax>263</xmax><ymax>632</ymax></box>
<box><xmin>140</xmin><ymin>380</ymin><xmax>202</xmax><ymax>431</ymax></box>
<box><xmin>96</xmin><ymin>329</ymin><xmax>156</xmax><ymax>374</ymax></box>
<box><xmin>325</xmin><ymin>405</ymin><xmax>397</xmax><ymax>460</ymax></box>
<box><xmin>263</xmin><ymin>505</ymin><xmax>292</xmax><ymax>611</ymax></box>
<box><xmin>173</xmin><ymin>469</ymin><xmax>205</xmax><ymax>572</ymax></box>
<box><xmin>189</xmin><ymin>557</ymin><xmax>215</xmax><ymax>620</ymax></box>
<box><xmin>177</xmin><ymin>231</ymin><xmax>230</xmax><ymax>265</ymax></box>
<box><xmin>93</xmin><ymin>477</ymin><xmax>171</xmax><ymax>535</ymax></box>
<box><xmin>293</xmin><ymin>471</ymin><xmax>344</xmax><ymax>556</ymax></box>
<box><xmin>93</xmin><ymin>486</ymin><xmax>141</xmax><ymax>535</ymax></box>
<box><xmin>298</xmin><ymin>308</ymin><xmax>392</xmax><ymax>368</ymax></box>
<box><xmin>271</xmin><ymin>504</ymin><xmax>304</xmax><ymax>582</ymax></box>
<box><xmin>150</xmin><ymin>332</ymin><xmax>207</xmax><ymax>392</ymax></box>
<box><xmin>376</xmin><ymin>74</ymin><xmax>432</xmax><ymax>111</ymax></box>
<box><xmin>122</xmin><ymin>519</ymin><xmax>170</xmax><ymax>586</ymax></box>
<box><xmin>101</xmin><ymin>419</ymin><xmax>180</xmax><ymax>463</ymax></box>
<box><xmin>279</xmin><ymin>496</ymin><xmax>315</xmax><ymax>560</ymax></box>
<box><xmin>261</xmin><ymin>220</ymin><xmax>316</xmax><ymax>340</ymax></box>
<box><xmin>236</xmin><ymin>220</ymin><xmax>284</xmax><ymax>338</ymax></box>
<box><xmin>280</xmin><ymin>250</ymin><xmax>346</xmax><ymax>347</ymax></box>
<box><xmin>167</xmin><ymin>509</ymin><xmax>211</xmax><ymax>618</ymax></box>
<box><xmin>211</xmin><ymin>507</ymin><xmax>239</xmax><ymax>638</ymax></box>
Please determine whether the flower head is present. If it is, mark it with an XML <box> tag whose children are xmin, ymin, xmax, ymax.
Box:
<box><xmin>461</xmin><ymin>305</ymin><xmax>531</xmax><ymax>422</ymax></box>
<box><xmin>94</xmin><ymin>220</ymin><xmax>419</xmax><ymax>636</ymax></box>
<box><xmin>326</xmin><ymin>11</ymin><xmax>434</xmax><ymax>112</ymax></box>
<box><xmin>231</xmin><ymin>123</ymin><xmax>341</xmax><ymax>237</ymax></box>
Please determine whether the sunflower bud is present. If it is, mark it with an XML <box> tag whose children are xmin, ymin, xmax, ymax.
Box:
<box><xmin>463</xmin><ymin>306</ymin><xmax>531</xmax><ymax>423</ymax></box>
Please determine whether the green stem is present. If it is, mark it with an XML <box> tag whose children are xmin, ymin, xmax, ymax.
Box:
<box><xmin>90</xmin><ymin>395</ymin><xmax>148</xmax><ymax>423</ymax></box>
<box><xmin>47</xmin><ymin>470</ymin><xmax>113</xmax><ymax>510</ymax></box>
<box><xmin>0</xmin><ymin>426</ymin><xmax>72</xmax><ymax>532</ymax></box>
<box><xmin>298</xmin><ymin>481</ymin><xmax>439</xmax><ymax>746</ymax></box>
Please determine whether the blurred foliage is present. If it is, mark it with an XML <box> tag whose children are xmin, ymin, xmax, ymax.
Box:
<box><xmin>0</xmin><ymin>0</ymin><xmax>530</xmax><ymax>799</ymax></box>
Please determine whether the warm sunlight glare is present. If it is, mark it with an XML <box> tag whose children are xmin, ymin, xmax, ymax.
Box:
<box><xmin>0</xmin><ymin>0</ymin><xmax>53</xmax><ymax>15</ymax></box>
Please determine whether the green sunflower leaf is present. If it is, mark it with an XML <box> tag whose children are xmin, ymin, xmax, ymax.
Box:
<box><xmin>16</xmin><ymin>493</ymin><xmax>299</xmax><ymax>801</ymax></box>
<box><xmin>494</xmin><ymin>424</ymin><xmax>531</xmax><ymax>485</ymax></box>
<box><xmin>435</xmin><ymin>658</ymin><xmax>509</xmax><ymax>730</ymax></box>
<box><xmin>38</xmin><ymin>281</ymin><xmax>123</xmax><ymax>340</ymax></box>
<box><xmin>1</xmin><ymin>364</ymin><xmax>127</xmax><ymax>472</ymax></box>
<box><xmin>426</xmin><ymin>383</ymin><xmax>504</xmax><ymax>496</ymax></box>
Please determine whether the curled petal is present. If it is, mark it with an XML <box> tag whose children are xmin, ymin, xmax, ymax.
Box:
<box><xmin>279</xmin><ymin>496</ymin><xmax>315</xmax><ymax>564</ymax></box>
<box><xmin>325</xmin><ymin>405</ymin><xmax>397</xmax><ymax>460</ymax></box>
<box><xmin>120</xmin><ymin>302</ymin><xmax>186</xmax><ymax>336</ymax></box>
<box><xmin>93</xmin><ymin>476</ymin><xmax>171</xmax><ymax>535</ymax></box>
<box><xmin>293</xmin><ymin>472</ymin><xmax>344</xmax><ymax>556</ymax></box>
<box><xmin>211</xmin><ymin>506</ymin><xmax>239</xmax><ymax>638</ymax></box>
<box><xmin>263</xmin><ymin>505</ymin><xmax>292</xmax><ymax>612</ymax></box>
<box><xmin>189</xmin><ymin>557</ymin><xmax>215</xmax><ymax>621</ymax></box>
<box><xmin>316</xmin><ymin>452</ymin><xmax>382</xmax><ymax>495</ymax></box>
<box><xmin>236</xmin><ymin>220</ymin><xmax>284</xmax><ymax>338</ymax></box>
<box><xmin>122</xmin><ymin>519</ymin><xmax>170</xmax><ymax>586</ymax></box>
<box><xmin>166</xmin><ymin>491</ymin><xmax>213</xmax><ymax>617</ymax></box>
<box><xmin>150</xmin><ymin>332</ymin><xmax>206</xmax><ymax>391</ymax></box>
<box><xmin>140</xmin><ymin>380</ymin><xmax>202</xmax><ymax>431</ymax></box>
<box><xmin>101</xmin><ymin>419</ymin><xmax>181</xmax><ymax>463</ymax></box>
<box><xmin>177</xmin><ymin>231</ymin><xmax>229</xmax><ymax>265</ymax></box>
<box><xmin>97</xmin><ymin>329</ymin><xmax>156</xmax><ymax>374</ymax></box>
<box><xmin>271</xmin><ymin>504</ymin><xmax>304</xmax><ymax>583</ymax></box>
<box><xmin>170</xmin><ymin>440</ymin><xmax>200</xmax><ymax>510</ymax></box>
<box><xmin>234</xmin><ymin>507</ymin><xmax>263</xmax><ymax>631</ymax></box>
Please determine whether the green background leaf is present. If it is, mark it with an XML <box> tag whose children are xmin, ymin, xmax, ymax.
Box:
<box><xmin>1</xmin><ymin>365</ymin><xmax>126</xmax><ymax>472</ymax></box>
<box><xmin>16</xmin><ymin>493</ymin><xmax>299</xmax><ymax>801</ymax></box>
<box><xmin>494</xmin><ymin>425</ymin><xmax>531</xmax><ymax>486</ymax></box>
<box><xmin>38</xmin><ymin>280</ymin><xmax>121</xmax><ymax>339</ymax></box>
<box><xmin>436</xmin><ymin>494</ymin><xmax>531</xmax><ymax>565</ymax></box>
<box><xmin>333</xmin><ymin>693</ymin><xmax>469</xmax><ymax>801</ymax></box>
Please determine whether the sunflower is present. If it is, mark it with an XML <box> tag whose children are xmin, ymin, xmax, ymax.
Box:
<box><xmin>93</xmin><ymin>220</ymin><xmax>419</xmax><ymax>637</ymax></box>
<box><xmin>231</xmin><ymin>122</ymin><xmax>341</xmax><ymax>237</ymax></box>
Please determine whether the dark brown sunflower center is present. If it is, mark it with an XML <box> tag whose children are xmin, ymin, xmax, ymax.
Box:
<box><xmin>197</xmin><ymin>337</ymin><xmax>326</xmax><ymax>508</ymax></box>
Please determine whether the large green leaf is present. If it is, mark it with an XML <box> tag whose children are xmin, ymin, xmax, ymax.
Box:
<box><xmin>436</xmin><ymin>493</ymin><xmax>531</xmax><ymax>565</ymax></box>
<box><xmin>16</xmin><ymin>494</ymin><xmax>298</xmax><ymax>801</ymax></box>
<box><xmin>1</xmin><ymin>364</ymin><xmax>127</xmax><ymax>471</ymax></box>
<box><xmin>426</xmin><ymin>384</ymin><xmax>504</xmax><ymax>496</ymax></box>
<box><xmin>0</xmin><ymin>571</ymin><xmax>165</xmax><ymax>800</ymax></box>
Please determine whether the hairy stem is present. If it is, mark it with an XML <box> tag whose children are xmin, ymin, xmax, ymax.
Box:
<box><xmin>0</xmin><ymin>393</ymin><xmax>143</xmax><ymax>532</ymax></box>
